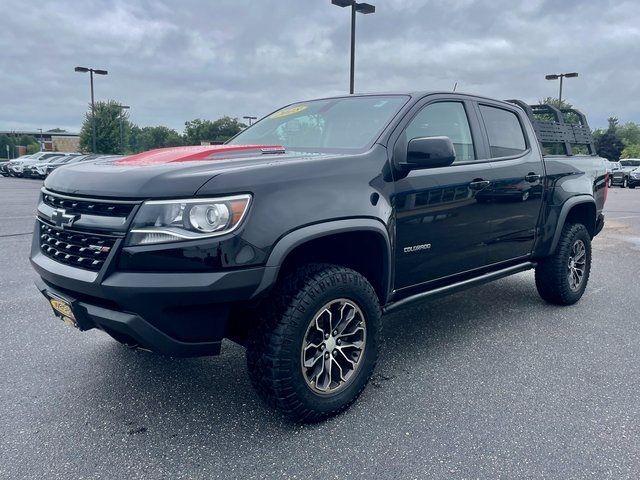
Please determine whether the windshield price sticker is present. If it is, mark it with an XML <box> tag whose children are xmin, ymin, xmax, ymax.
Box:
<box><xmin>270</xmin><ymin>105</ymin><xmax>307</xmax><ymax>119</ymax></box>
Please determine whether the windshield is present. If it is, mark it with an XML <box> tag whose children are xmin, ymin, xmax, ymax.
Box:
<box><xmin>621</xmin><ymin>159</ymin><xmax>640</xmax><ymax>167</ymax></box>
<box><xmin>228</xmin><ymin>95</ymin><xmax>409</xmax><ymax>152</ymax></box>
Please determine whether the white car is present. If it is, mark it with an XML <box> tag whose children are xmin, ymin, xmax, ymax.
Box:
<box><xmin>9</xmin><ymin>152</ymin><xmax>78</xmax><ymax>177</ymax></box>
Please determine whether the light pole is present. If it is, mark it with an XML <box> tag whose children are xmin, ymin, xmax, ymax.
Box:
<box><xmin>117</xmin><ymin>105</ymin><xmax>130</xmax><ymax>154</ymax></box>
<box><xmin>331</xmin><ymin>0</ymin><xmax>375</xmax><ymax>94</ymax></box>
<box><xmin>243</xmin><ymin>116</ymin><xmax>257</xmax><ymax>126</ymax></box>
<box><xmin>37</xmin><ymin>128</ymin><xmax>43</xmax><ymax>151</ymax></box>
<box><xmin>75</xmin><ymin>66</ymin><xmax>108</xmax><ymax>153</ymax></box>
<box><xmin>545</xmin><ymin>72</ymin><xmax>578</xmax><ymax>104</ymax></box>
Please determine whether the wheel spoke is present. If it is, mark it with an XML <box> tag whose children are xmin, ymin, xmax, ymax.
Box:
<box><xmin>335</xmin><ymin>303</ymin><xmax>357</xmax><ymax>334</ymax></box>
<box><xmin>319</xmin><ymin>357</ymin><xmax>332</xmax><ymax>391</ymax></box>
<box><xmin>315</xmin><ymin>309</ymin><xmax>331</xmax><ymax>336</ymax></box>
<box><xmin>303</xmin><ymin>345</ymin><xmax>324</xmax><ymax>368</ymax></box>
<box><xmin>312</xmin><ymin>357</ymin><xmax>328</xmax><ymax>390</ymax></box>
<box><xmin>338</xmin><ymin>338</ymin><xmax>364</xmax><ymax>350</ymax></box>
<box><xmin>336</xmin><ymin>345</ymin><xmax>362</xmax><ymax>367</ymax></box>
<box><xmin>332</xmin><ymin>358</ymin><xmax>347</xmax><ymax>383</ymax></box>
<box><xmin>336</xmin><ymin>325</ymin><xmax>364</xmax><ymax>340</ymax></box>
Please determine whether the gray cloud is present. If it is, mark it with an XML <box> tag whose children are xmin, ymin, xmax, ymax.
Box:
<box><xmin>1</xmin><ymin>0</ymin><xmax>639</xmax><ymax>133</ymax></box>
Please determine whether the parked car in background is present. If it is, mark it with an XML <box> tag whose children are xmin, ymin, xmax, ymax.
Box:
<box><xmin>25</xmin><ymin>155</ymin><xmax>68</xmax><ymax>178</ymax></box>
<box><xmin>628</xmin><ymin>167</ymin><xmax>640</xmax><ymax>189</ymax></box>
<box><xmin>0</xmin><ymin>159</ymin><xmax>13</xmax><ymax>176</ymax></box>
<box><xmin>606</xmin><ymin>161</ymin><xmax>622</xmax><ymax>187</ymax></box>
<box><xmin>611</xmin><ymin>159</ymin><xmax>640</xmax><ymax>187</ymax></box>
<box><xmin>2</xmin><ymin>154</ymin><xmax>32</xmax><ymax>176</ymax></box>
<box><xmin>26</xmin><ymin>154</ymin><xmax>81</xmax><ymax>179</ymax></box>
<box><xmin>45</xmin><ymin>154</ymin><xmax>122</xmax><ymax>177</ymax></box>
<box><xmin>7</xmin><ymin>152</ymin><xmax>68</xmax><ymax>177</ymax></box>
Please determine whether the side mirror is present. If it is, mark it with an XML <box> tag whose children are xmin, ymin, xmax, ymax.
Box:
<box><xmin>405</xmin><ymin>136</ymin><xmax>456</xmax><ymax>169</ymax></box>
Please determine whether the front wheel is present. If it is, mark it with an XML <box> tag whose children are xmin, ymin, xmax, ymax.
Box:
<box><xmin>246</xmin><ymin>264</ymin><xmax>381</xmax><ymax>422</ymax></box>
<box><xmin>622</xmin><ymin>177</ymin><xmax>628</xmax><ymax>188</ymax></box>
<box><xmin>535</xmin><ymin>223</ymin><xmax>592</xmax><ymax>305</ymax></box>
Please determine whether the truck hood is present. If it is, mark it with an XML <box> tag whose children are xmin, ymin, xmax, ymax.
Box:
<box><xmin>44</xmin><ymin>144</ymin><xmax>338</xmax><ymax>199</ymax></box>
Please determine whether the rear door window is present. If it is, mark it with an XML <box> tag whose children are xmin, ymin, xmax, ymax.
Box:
<box><xmin>479</xmin><ymin>105</ymin><xmax>528</xmax><ymax>158</ymax></box>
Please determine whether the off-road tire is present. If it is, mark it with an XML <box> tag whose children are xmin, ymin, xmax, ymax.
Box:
<box><xmin>246</xmin><ymin>263</ymin><xmax>381</xmax><ymax>422</ymax></box>
<box><xmin>535</xmin><ymin>223</ymin><xmax>591</xmax><ymax>305</ymax></box>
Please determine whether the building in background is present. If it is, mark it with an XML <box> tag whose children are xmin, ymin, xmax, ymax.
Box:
<box><xmin>0</xmin><ymin>130</ymin><xmax>80</xmax><ymax>154</ymax></box>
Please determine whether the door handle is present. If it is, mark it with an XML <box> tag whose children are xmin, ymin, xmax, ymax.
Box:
<box><xmin>525</xmin><ymin>173</ymin><xmax>541</xmax><ymax>183</ymax></box>
<box><xmin>469</xmin><ymin>179</ymin><xmax>491</xmax><ymax>190</ymax></box>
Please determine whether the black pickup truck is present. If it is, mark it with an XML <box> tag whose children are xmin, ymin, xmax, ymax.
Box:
<box><xmin>30</xmin><ymin>92</ymin><xmax>607</xmax><ymax>421</ymax></box>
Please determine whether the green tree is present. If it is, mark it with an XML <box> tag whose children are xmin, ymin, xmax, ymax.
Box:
<box><xmin>539</xmin><ymin>97</ymin><xmax>573</xmax><ymax>110</ymax></box>
<box><xmin>184</xmin><ymin>116</ymin><xmax>246</xmax><ymax>144</ymax></box>
<box><xmin>538</xmin><ymin>97</ymin><xmax>583</xmax><ymax>124</ymax></box>
<box><xmin>26</xmin><ymin>143</ymin><xmax>41</xmax><ymax>154</ymax></box>
<box><xmin>128</xmin><ymin>125</ymin><xmax>184</xmax><ymax>153</ymax></box>
<box><xmin>616</xmin><ymin>122</ymin><xmax>640</xmax><ymax>147</ymax></box>
<box><xmin>80</xmin><ymin>100</ymin><xmax>132</xmax><ymax>154</ymax></box>
<box><xmin>621</xmin><ymin>144</ymin><xmax>640</xmax><ymax>159</ymax></box>
<box><xmin>0</xmin><ymin>134</ymin><xmax>13</xmax><ymax>159</ymax></box>
<box><xmin>0</xmin><ymin>134</ymin><xmax>40</xmax><ymax>157</ymax></box>
<box><xmin>594</xmin><ymin>117</ymin><xmax>625</xmax><ymax>161</ymax></box>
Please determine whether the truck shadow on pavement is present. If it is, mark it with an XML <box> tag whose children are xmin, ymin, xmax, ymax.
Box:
<box><xmin>77</xmin><ymin>272</ymin><xmax>550</xmax><ymax>437</ymax></box>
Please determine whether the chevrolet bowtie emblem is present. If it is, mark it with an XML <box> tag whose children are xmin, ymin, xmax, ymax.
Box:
<box><xmin>51</xmin><ymin>208</ymin><xmax>78</xmax><ymax>230</ymax></box>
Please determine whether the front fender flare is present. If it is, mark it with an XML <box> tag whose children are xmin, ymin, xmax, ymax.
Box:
<box><xmin>251</xmin><ymin>218</ymin><xmax>392</xmax><ymax>302</ymax></box>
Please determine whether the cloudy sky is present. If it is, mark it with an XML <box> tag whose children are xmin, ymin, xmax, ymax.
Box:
<box><xmin>1</xmin><ymin>0</ymin><xmax>639</xmax><ymax>133</ymax></box>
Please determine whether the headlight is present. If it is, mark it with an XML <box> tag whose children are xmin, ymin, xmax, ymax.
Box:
<box><xmin>126</xmin><ymin>194</ymin><xmax>251</xmax><ymax>246</ymax></box>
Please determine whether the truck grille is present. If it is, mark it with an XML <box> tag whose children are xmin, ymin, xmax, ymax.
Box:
<box><xmin>39</xmin><ymin>222</ymin><xmax>117</xmax><ymax>272</ymax></box>
<box><xmin>42</xmin><ymin>192</ymin><xmax>135</xmax><ymax>217</ymax></box>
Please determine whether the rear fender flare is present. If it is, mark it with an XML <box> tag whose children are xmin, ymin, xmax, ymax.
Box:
<box><xmin>549</xmin><ymin>196</ymin><xmax>596</xmax><ymax>253</ymax></box>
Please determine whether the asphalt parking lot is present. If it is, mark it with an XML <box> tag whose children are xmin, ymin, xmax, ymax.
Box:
<box><xmin>1</xmin><ymin>177</ymin><xmax>639</xmax><ymax>479</ymax></box>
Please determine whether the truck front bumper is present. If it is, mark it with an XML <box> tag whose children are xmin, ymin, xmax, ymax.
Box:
<box><xmin>31</xmin><ymin>250</ymin><xmax>277</xmax><ymax>357</ymax></box>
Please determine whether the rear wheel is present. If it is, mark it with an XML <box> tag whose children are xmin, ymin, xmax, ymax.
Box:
<box><xmin>622</xmin><ymin>177</ymin><xmax>628</xmax><ymax>188</ymax></box>
<box><xmin>535</xmin><ymin>223</ymin><xmax>591</xmax><ymax>305</ymax></box>
<box><xmin>246</xmin><ymin>264</ymin><xmax>381</xmax><ymax>422</ymax></box>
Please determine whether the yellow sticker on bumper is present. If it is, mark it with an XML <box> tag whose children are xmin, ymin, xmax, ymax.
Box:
<box><xmin>50</xmin><ymin>298</ymin><xmax>76</xmax><ymax>321</ymax></box>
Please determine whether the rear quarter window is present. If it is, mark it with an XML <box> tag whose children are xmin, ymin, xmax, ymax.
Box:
<box><xmin>479</xmin><ymin>105</ymin><xmax>528</xmax><ymax>158</ymax></box>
